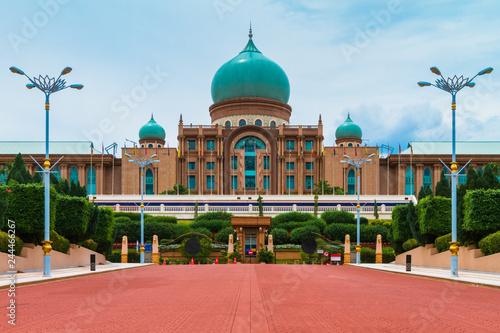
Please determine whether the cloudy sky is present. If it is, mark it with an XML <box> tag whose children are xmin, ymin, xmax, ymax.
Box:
<box><xmin>1</xmin><ymin>0</ymin><xmax>499</xmax><ymax>156</ymax></box>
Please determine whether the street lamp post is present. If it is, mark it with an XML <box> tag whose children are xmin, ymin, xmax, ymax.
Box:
<box><xmin>125</xmin><ymin>153</ymin><xmax>159</xmax><ymax>264</ymax></box>
<box><xmin>418</xmin><ymin>66</ymin><xmax>493</xmax><ymax>277</ymax></box>
<box><xmin>9</xmin><ymin>66</ymin><xmax>83</xmax><ymax>277</ymax></box>
<box><xmin>341</xmin><ymin>153</ymin><xmax>375</xmax><ymax>264</ymax></box>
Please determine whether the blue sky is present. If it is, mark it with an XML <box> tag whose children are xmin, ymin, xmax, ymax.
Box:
<box><xmin>1</xmin><ymin>0</ymin><xmax>499</xmax><ymax>155</ymax></box>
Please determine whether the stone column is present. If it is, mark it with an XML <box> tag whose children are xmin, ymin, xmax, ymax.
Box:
<box><xmin>121</xmin><ymin>236</ymin><xmax>128</xmax><ymax>263</ymax></box>
<box><xmin>60</xmin><ymin>163</ymin><xmax>68</xmax><ymax>180</ymax></box>
<box><xmin>228</xmin><ymin>234</ymin><xmax>234</xmax><ymax>254</ymax></box>
<box><xmin>152</xmin><ymin>235</ymin><xmax>159</xmax><ymax>265</ymax></box>
<box><xmin>344</xmin><ymin>234</ymin><xmax>350</xmax><ymax>264</ymax></box>
<box><xmin>375</xmin><ymin>234</ymin><xmax>382</xmax><ymax>264</ymax></box>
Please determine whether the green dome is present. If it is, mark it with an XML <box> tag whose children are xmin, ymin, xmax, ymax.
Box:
<box><xmin>335</xmin><ymin>114</ymin><xmax>362</xmax><ymax>140</ymax></box>
<box><xmin>211</xmin><ymin>30</ymin><xmax>290</xmax><ymax>104</ymax></box>
<box><xmin>139</xmin><ymin>116</ymin><xmax>165</xmax><ymax>140</ymax></box>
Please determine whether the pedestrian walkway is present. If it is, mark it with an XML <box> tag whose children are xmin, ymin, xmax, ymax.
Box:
<box><xmin>354</xmin><ymin>263</ymin><xmax>500</xmax><ymax>288</ymax></box>
<box><xmin>0</xmin><ymin>263</ymin><xmax>150</xmax><ymax>289</ymax></box>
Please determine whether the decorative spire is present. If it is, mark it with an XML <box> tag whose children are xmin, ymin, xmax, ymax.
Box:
<box><xmin>151</xmin><ymin>113</ymin><xmax>154</xmax><ymax>119</ymax></box>
<box><xmin>179</xmin><ymin>113</ymin><xmax>183</xmax><ymax>124</ymax></box>
<box><xmin>249</xmin><ymin>22</ymin><xmax>253</xmax><ymax>39</ymax></box>
<box><xmin>319</xmin><ymin>114</ymin><xmax>322</xmax><ymax>124</ymax></box>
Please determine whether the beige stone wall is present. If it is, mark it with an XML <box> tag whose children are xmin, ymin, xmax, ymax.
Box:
<box><xmin>395</xmin><ymin>244</ymin><xmax>500</xmax><ymax>273</ymax></box>
<box><xmin>0</xmin><ymin>243</ymin><xmax>106</xmax><ymax>273</ymax></box>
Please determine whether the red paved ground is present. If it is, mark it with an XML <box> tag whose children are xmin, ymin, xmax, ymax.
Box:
<box><xmin>2</xmin><ymin>265</ymin><xmax>500</xmax><ymax>332</ymax></box>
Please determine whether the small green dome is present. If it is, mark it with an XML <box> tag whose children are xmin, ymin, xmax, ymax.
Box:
<box><xmin>335</xmin><ymin>114</ymin><xmax>362</xmax><ymax>140</ymax></box>
<box><xmin>139</xmin><ymin>116</ymin><xmax>165</xmax><ymax>140</ymax></box>
<box><xmin>211</xmin><ymin>30</ymin><xmax>290</xmax><ymax>104</ymax></box>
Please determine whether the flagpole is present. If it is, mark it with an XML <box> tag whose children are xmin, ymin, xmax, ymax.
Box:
<box><xmin>410</xmin><ymin>144</ymin><xmax>413</xmax><ymax>196</ymax></box>
<box><xmin>398</xmin><ymin>145</ymin><xmax>400</xmax><ymax>195</ymax></box>
<box><xmin>232</xmin><ymin>144</ymin><xmax>235</xmax><ymax>196</ymax></box>
<box><xmin>101</xmin><ymin>143</ymin><xmax>104</xmax><ymax>195</ymax></box>
<box><xmin>387</xmin><ymin>144</ymin><xmax>390</xmax><ymax>195</ymax></box>
<box><xmin>255</xmin><ymin>141</ymin><xmax>257</xmax><ymax>196</ymax></box>
<box><xmin>288</xmin><ymin>150</ymin><xmax>291</xmax><ymax>195</ymax></box>
<box><xmin>177</xmin><ymin>145</ymin><xmax>179</xmax><ymax>195</ymax></box>
<box><xmin>166</xmin><ymin>143</ymin><xmax>169</xmax><ymax>195</ymax></box>
<box><xmin>211</xmin><ymin>148</ymin><xmax>213</xmax><ymax>196</ymax></box>
<box><xmin>188</xmin><ymin>144</ymin><xmax>190</xmax><ymax>195</ymax></box>
<box><xmin>332</xmin><ymin>147</ymin><xmax>335</xmax><ymax>195</ymax></box>
<box><xmin>322</xmin><ymin>145</ymin><xmax>324</xmax><ymax>196</ymax></box>
<box><xmin>112</xmin><ymin>144</ymin><xmax>115</xmax><ymax>195</ymax></box>
<box><xmin>90</xmin><ymin>143</ymin><xmax>93</xmax><ymax>196</ymax></box>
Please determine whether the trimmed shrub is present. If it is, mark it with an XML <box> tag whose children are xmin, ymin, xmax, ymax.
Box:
<box><xmin>463</xmin><ymin>189</ymin><xmax>500</xmax><ymax>243</ymax></box>
<box><xmin>50</xmin><ymin>230</ymin><xmax>70</xmax><ymax>254</ymax></box>
<box><xmin>382</xmin><ymin>247</ymin><xmax>396</xmax><ymax>263</ymax></box>
<box><xmin>290</xmin><ymin>225</ymin><xmax>320</xmax><ymax>245</ymax></box>
<box><xmin>360</xmin><ymin>217</ymin><xmax>369</xmax><ymax>225</ymax></box>
<box><xmin>321</xmin><ymin>210</ymin><xmax>356</xmax><ymax>225</ymax></box>
<box><xmin>277</xmin><ymin>222</ymin><xmax>304</xmax><ymax>232</ymax></box>
<box><xmin>214</xmin><ymin>226</ymin><xmax>236</xmax><ymax>243</ymax></box>
<box><xmin>194</xmin><ymin>211</ymin><xmax>232</xmax><ymax>223</ymax></box>
<box><xmin>0</xmin><ymin>184</ymin><xmax>57</xmax><ymax>244</ymax></box>
<box><xmin>271</xmin><ymin>228</ymin><xmax>290</xmax><ymax>245</ymax></box>
<box><xmin>93</xmin><ymin>207</ymin><xmax>115</xmax><ymax>255</ymax></box>
<box><xmin>114</xmin><ymin>217</ymin><xmax>139</xmax><ymax>243</ymax></box>
<box><xmin>114</xmin><ymin>212</ymin><xmax>152</xmax><ymax>222</ymax></box>
<box><xmin>417</xmin><ymin>196</ymin><xmax>451</xmax><ymax>242</ymax></box>
<box><xmin>402</xmin><ymin>238</ymin><xmax>419</xmax><ymax>252</ymax></box>
<box><xmin>55</xmin><ymin>196</ymin><xmax>91</xmax><ymax>243</ymax></box>
<box><xmin>435</xmin><ymin>233</ymin><xmax>452</xmax><ymax>253</ymax></box>
<box><xmin>190</xmin><ymin>219</ymin><xmax>231</xmax><ymax>233</ymax></box>
<box><xmin>257</xmin><ymin>247</ymin><xmax>274</xmax><ymax>263</ymax></box>
<box><xmin>307</xmin><ymin>219</ymin><xmax>327</xmax><ymax>234</ymax></box>
<box><xmin>192</xmin><ymin>227</ymin><xmax>211</xmax><ymax>239</ymax></box>
<box><xmin>478</xmin><ymin>231</ymin><xmax>500</xmax><ymax>256</ymax></box>
<box><xmin>0</xmin><ymin>231</ymin><xmax>23</xmax><ymax>256</ymax></box>
<box><xmin>323</xmin><ymin>223</ymin><xmax>388</xmax><ymax>243</ymax></box>
<box><xmin>360</xmin><ymin>247</ymin><xmax>376</xmax><ymax>263</ymax></box>
<box><xmin>144</xmin><ymin>215</ymin><xmax>177</xmax><ymax>224</ymax></box>
<box><xmin>80</xmin><ymin>239</ymin><xmax>98</xmax><ymax>252</ymax></box>
<box><xmin>271</xmin><ymin>212</ymin><xmax>315</xmax><ymax>229</ymax></box>
<box><xmin>391</xmin><ymin>205</ymin><xmax>412</xmax><ymax>254</ymax></box>
<box><xmin>371</xmin><ymin>219</ymin><xmax>391</xmax><ymax>229</ymax></box>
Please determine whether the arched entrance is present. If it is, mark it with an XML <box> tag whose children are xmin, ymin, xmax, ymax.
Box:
<box><xmin>347</xmin><ymin>169</ymin><xmax>355</xmax><ymax>194</ymax></box>
<box><xmin>145</xmin><ymin>168</ymin><xmax>154</xmax><ymax>194</ymax></box>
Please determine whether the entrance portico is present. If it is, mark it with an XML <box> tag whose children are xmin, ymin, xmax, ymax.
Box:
<box><xmin>231</xmin><ymin>216</ymin><xmax>270</xmax><ymax>262</ymax></box>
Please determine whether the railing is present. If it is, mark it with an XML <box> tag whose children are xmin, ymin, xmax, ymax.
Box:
<box><xmin>109</xmin><ymin>202</ymin><xmax>395</xmax><ymax>219</ymax></box>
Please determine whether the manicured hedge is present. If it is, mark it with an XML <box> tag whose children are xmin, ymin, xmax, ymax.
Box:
<box><xmin>435</xmin><ymin>233</ymin><xmax>452</xmax><ymax>253</ymax></box>
<box><xmin>360</xmin><ymin>247</ymin><xmax>375</xmax><ymax>263</ymax></box>
<box><xmin>192</xmin><ymin>227</ymin><xmax>211</xmax><ymax>239</ymax></box>
<box><xmin>114</xmin><ymin>218</ymin><xmax>139</xmax><ymax>243</ymax></box>
<box><xmin>417</xmin><ymin>196</ymin><xmax>451</xmax><ymax>242</ymax></box>
<box><xmin>290</xmin><ymin>225</ymin><xmax>320</xmax><ymax>245</ymax></box>
<box><xmin>321</xmin><ymin>210</ymin><xmax>356</xmax><ymax>225</ymax></box>
<box><xmin>80</xmin><ymin>239</ymin><xmax>98</xmax><ymax>252</ymax></box>
<box><xmin>323</xmin><ymin>223</ymin><xmax>389</xmax><ymax>243</ymax></box>
<box><xmin>0</xmin><ymin>184</ymin><xmax>57</xmax><ymax>244</ymax></box>
<box><xmin>391</xmin><ymin>205</ymin><xmax>412</xmax><ymax>244</ymax></box>
<box><xmin>115</xmin><ymin>220</ymin><xmax>193</xmax><ymax>243</ymax></box>
<box><xmin>190</xmin><ymin>219</ymin><xmax>231</xmax><ymax>233</ymax></box>
<box><xmin>271</xmin><ymin>228</ymin><xmax>290</xmax><ymax>245</ymax></box>
<box><xmin>94</xmin><ymin>207</ymin><xmax>115</xmax><ymax>254</ymax></box>
<box><xmin>55</xmin><ymin>196</ymin><xmax>91</xmax><ymax>243</ymax></box>
<box><xmin>463</xmin><ymin>189</ymin><xmax>500</xmax><ymax>243</ymax></box>
<box><xmin>478</xmin><ymin>231</ymin><xmax>500</xmax><ymax>256</ymax></box>
<box><xmin>194</xmin><ymin>211</ymin><xmax>232</xmax><ymax>222</ymax></box>
<box><xmin>382</xmin><ymin>247</ymin><xmax>396</xmax><ymax>263</ymax></box>
<box><xmin>114</xmin><ymin>212</ymin><xmax>152</xmax><ymax>222</ymax></box>
<box><xmin>402</xmin><ymin>238</ymin><xmax>419</xmax><ymax>252</ymax></box>
<box><xmin>0</xmin><ymin>231</ymin><xmax>23</xmax><ymax>256</ymax></box>
<box><xmin>51</xmin><ymin>230</ymin><xmax>70</xmax><ymax>254</ymax></box>
<box><xmin>214</xmin><ymin>226</ymin><xmax>236</xmax><ymax>243</ymax></box>
<box><xmin>144</xmin><ymin>215</ymin><xmax>177</xmax><ymax>224</ymax></box>
<box><xmin>271</xmin><ymin>212</ymin><xmax>315</xmax><ymax>229</ymax></box>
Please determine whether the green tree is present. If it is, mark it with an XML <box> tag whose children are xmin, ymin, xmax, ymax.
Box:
<box><xmin>56</xmin><ymin>178</ymin><xmax>70</xmax><ymax>195</ymax></box>
<box><xmin>194</xmin><ymin>200</ymin><xmax>198</xmax><ymax>219</ymax></box>
<box><xmin>435</xmin><ymin>169</ymin><xmax>451</xmax><ymax>198</ymax></box>
<box><xmin>7</xmin><ymin>153</ymin><xmax>32</xmax><ymax>184</ymax></box>
<box><xmin>334</xmin><ymin>186</ymin><xmax>344</xmax><ymax>195</ymax></box>
<box><xmin>313</xmin><ymin>194</ymin><xmax>318</xmax><ymax>217</ymax></box>
<box><xmin>257</xmin><ymin>195</ymin><xmax>263</xmax><ymax>217</ymax></box>
<box><xmin>0</xmin><ymin>198</ymin><xmax>8</xmax><ymax>230</ymax></box>
<box><xmin>167</xmin><ymin>184</ymin><xmax>190</xmax><ymax>195</ymax></box>
<box><xmin>314</xmin><ymin>180</ymin><xmax>333</xmax><ymax>195</ymax></box>
<box><xmin>50</xmin><ymin>174</ymin><xmax>59</xmax><ymax>187</ymax></box>
<box><xmin>424</xmin><ymin>184</ymin><xmax>433</xmax><ymax>197</ymax></box>
<box><xmin>478</xmin><ymin>164</ymin><xmax>500</xmax><ymax>189</ymax></box>
<box><xmin>407</xmin><ymin>200</ymin><xmax>424</xmax><ymax>246</ymax></box>
<box><xmin>373</xmin><ymin>199</ymin><xmax>379</xmax><ymax>219</ymax></box>
<box><xmin>418</xmin><ymin>186</ymin><xmax>426</xmax><ymax>201</ymax></box>
<box><xmin>32</xmin><ymin>172</ymin><xmax>42</xmax><ymax>184</ymax></box>
<box><xmin>466</xmin><ymin>166</ymin><xmax>478</xmax><ymax>189</ymax></box>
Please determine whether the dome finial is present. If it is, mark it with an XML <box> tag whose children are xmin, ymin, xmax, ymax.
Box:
<box><xmin>249</xmin><ymin>22</ymin><xmax>253</xmax><ymax>39</ymax></box>
<box><xmin>151</xmin><ymin>113</ymin><xmax>154</xmax><ymax>119</ymax></box>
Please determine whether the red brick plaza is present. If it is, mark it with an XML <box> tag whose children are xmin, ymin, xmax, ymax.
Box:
<box><xmin>2</xmin><ymin>265</ymin><xmax>500</xmax><ymax>332</ymax></box>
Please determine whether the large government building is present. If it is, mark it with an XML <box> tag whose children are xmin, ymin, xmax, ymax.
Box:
<box><xmin>1</xmin><ymin>30</ymin><xmax>500</xmax><ymax>196</ymax></box>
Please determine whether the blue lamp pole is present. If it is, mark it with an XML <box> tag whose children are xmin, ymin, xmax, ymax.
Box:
<box><xmin>418</xmin><ymin>66</ymin><xmax>493</xmax><ymax>277</ymax></box>
<box><xmin>341</xmin><ymin>153</ymin><xmax>375</xmax><ymax>264</ymax></box>
<box><xmin>9</xmin><ymin>66</ymin><xmax>83</xmax><ymax>277</ymax></box>
<box><xmin>125</xmin><ymin>153</ymin><xmax>159</xmax><ymax>264</ymax></box>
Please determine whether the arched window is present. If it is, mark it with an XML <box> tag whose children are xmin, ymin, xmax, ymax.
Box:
<box><xmin>458</xmin><ymin>168</ymin><xmax>466</xmax><ymax>185</ymax></box>
<box><xmin>87</xmin><ymin>167</ymin><xmax>96</xmax><ymax>195</ymax></box>
<box><xmin>70</xmin><ymin>167</ymin><xmax>79</xmax><ymax>185</ymax></box>
<box><xmin>255</xmin><ymin>119</ymin><xmax>262</xmax><ymax>126</ymax></box>
<box><xmin>348</xmin><ymin>143</ymin><xmax>353</xmax><ymax>147</ymax></box>
<box><xmin>141</xmin><ymin>144</ymin><xmax>145</xmax><ymax>148</ymax></box>
<box><xmin>405</xmin><ymin>168</ymin><xmax>415</xmax><ymax>195</ymax></box>
<box><xmin>423</xmin><ymin>167</ymin><xmax>432</xmax><ymax>191</ymax></box>
<box><xmin>347</xmin><ymin>169</ymin><xmax>355</xmax><ymax>195</ymax></box>
<box><xmin>148</xmin><ymin>144</ymin><xmax>153</xmax><ymax>148</ymax></box>
<box><xmin>145</xmin><ymin>168</ymin><xmax>154</xmax><ymax>194</ymax></box>
<box><xmin>225</xmin><ymin>121</ymin><xmax>231</xmax><ymax>128</ymax></box>
<box><xmin>270</xmin><ymin>121</ymin><xmax>276</xmax><ymax>128</ymax></box>
<box><xmin>239</xmin><ymin>119</ymin><xmax>246</xmax><ymax>126</ymax></box>
<box><xmin>157</xmin><ymin>144</ymin><xmax>161</xmax><ymax>148</ymax></box>
<box><xmin>340</xmin><ymin>144</ymin><xmax>344</xmax><ymax>147</ymax></box>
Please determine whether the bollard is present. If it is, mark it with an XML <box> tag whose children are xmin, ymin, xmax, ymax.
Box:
<box><xmin>406</xmin><ymin>254</ymin><xmax>411</xmax><ymax>272</ymax></box>
<box><xmin>90</xmin><ymin>254</ymin><xmax>96</xmax><ymax>271</ymax></box>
